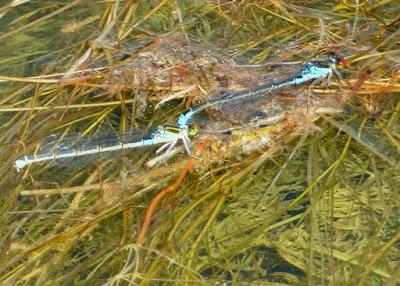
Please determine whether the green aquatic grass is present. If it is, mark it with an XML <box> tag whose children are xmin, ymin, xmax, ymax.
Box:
<box><xmin>0</xmin><ymin>0</ymin><xmax>399</xmax><ymax>285</ymax></box>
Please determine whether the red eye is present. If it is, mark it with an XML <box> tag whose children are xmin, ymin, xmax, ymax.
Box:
<box><xmin>337</xmin><ymin>57</ymin><xmax>347</xmax><ymax>68</ymax></box>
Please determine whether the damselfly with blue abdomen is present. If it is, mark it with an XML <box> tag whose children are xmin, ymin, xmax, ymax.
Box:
<box><xmin>176</xmin><ymin>52</ymin><xmax>346</xmax><ymax>152</ymax></box>
<box><xmin>15</xmin><ymin>125</ymin><xmax>198</xmax><ymax>171</ymax></box>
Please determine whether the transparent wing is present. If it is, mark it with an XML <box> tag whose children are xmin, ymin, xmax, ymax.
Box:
<box><xmin>191</xmin><ymin>57</ymin><xmax>336</xmax><ymax>127</ymax></box>
<box><xmin>40</xmin><ymin>129</ymin><xmax>154</xmax><ymax>154</ymax></box>
<box><xmin>207</xmin><ymin>61</ymin><xmax>304</xmax><ymax>100</ymax></box>
<box><xmin>191</xmin><ymin>84</ymin><xmax>308</xmax><ymax>129</ymax></box>
<box><xmin>16</xmin><ymin>128</ymin><xmax>168</xmax><ymax>170</ymax></box>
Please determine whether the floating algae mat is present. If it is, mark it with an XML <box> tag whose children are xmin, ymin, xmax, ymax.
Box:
<box><xmin>0</xmin><ymin>1</ymin><xmax>399</xmax><ymax>285</ymax></box>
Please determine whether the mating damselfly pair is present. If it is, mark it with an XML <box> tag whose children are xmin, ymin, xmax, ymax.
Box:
<box><xmin>15</xmin><ymin>52</ymin><xmax>346</xmax><ymax>171</ymax></box>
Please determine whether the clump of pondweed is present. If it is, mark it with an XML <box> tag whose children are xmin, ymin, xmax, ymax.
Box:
<box><xmin>0</xmin><ymin>1</ymin><xmax>399</xmax><ymax>285</ymax></box>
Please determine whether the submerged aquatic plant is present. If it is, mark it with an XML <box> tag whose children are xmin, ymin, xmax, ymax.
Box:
<box><xmin>0</xmin><ymin>1</ymin><xmax>399</xmax><ymax>285</ymax></box>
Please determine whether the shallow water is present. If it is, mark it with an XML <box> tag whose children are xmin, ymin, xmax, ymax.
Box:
<box><xmin>0</xmin><ymin>1</ymin><xmax>399</xmax><ymax>285</ymax></box>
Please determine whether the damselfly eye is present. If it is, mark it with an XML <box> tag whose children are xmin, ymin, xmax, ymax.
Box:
<box><xmin>336</xmin><ymin>56</ymin><xmax>347</xmax><ymax>68</ymax></box>
<box><xmin>324</xmin><ymin>51</ymin><xmax>346</xmax><ymax>67</ymax></box>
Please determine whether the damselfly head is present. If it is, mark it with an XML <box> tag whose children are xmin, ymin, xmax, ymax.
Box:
<box><xmin>325</xmin><ymin>51</ymin><xmax>347</xmax><ymax>68</ymax></box>
<box><xmin>336</xmin><ymin>55</ymin><xmax>347</xmax><ymax>69</ymax></box>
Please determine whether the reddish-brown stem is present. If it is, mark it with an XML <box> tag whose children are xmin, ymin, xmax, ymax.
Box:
<box><xmin>135</xmin><ymin>141</ymin><xmax>208</xmax><ymax>245</ymax></box>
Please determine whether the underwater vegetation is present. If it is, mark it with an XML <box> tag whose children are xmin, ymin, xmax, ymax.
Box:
<box><xmin>0</xmin><ymin>0</ymin><xmax>399</xmax><ymax>285</ymax></box>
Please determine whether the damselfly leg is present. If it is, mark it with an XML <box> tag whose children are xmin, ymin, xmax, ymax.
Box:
<box><xmin>156</xmin><ymin>138</ymin><xmax>179</xmax><ymax>155</ymax></box>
